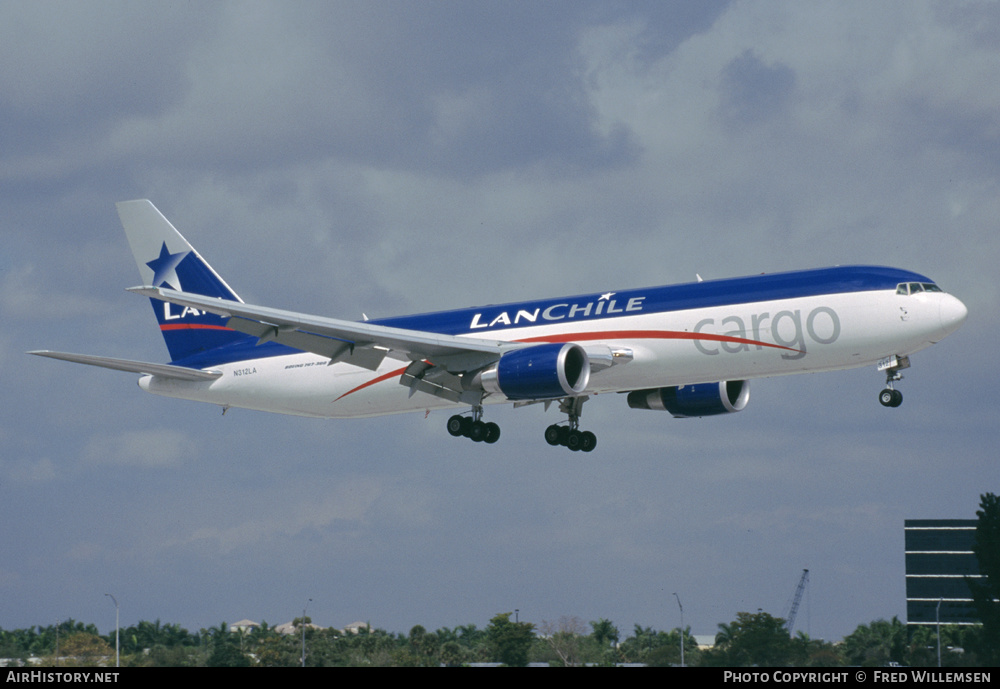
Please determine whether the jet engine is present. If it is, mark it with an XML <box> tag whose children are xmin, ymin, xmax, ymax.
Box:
<box><xmin>477</xmin><ymin>343</ymin><xmax>590</xmax><ymax>400</ymax></box>
<box><xmin>627</xmin><ymin>380</ymin><xmax>750</xmax><ymax>418</ymax></box>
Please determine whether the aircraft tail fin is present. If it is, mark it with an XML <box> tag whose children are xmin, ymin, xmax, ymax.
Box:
<box><xmin>116</xmin><ymin>200</ymin><xmax>251</xmax><ymax>363</ymax></box>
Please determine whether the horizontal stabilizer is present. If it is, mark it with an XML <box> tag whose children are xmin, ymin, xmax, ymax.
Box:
<box><xmin>28</xmin><ymin>351</ymin><xmax>222</xmax><ymax>381</ymax></box>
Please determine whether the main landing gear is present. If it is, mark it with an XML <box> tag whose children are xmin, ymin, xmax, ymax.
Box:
<box><xmin>877</xmin><ymin>354</ymin><xmax>909</xmax><ymax>408</ymax></box>
<box><xmin>544</xmin><ymin>396</ymin><xmax>597</xmax><ymax>452</ymax></box>
<box><xmin>447</xmin><ymin>405</ymin><xmax>500</xmax><ymax>444</ymax></box>
<box><xmin>444</xmin><ymin>396</ymin><xmax>598</xmax><ymax>451</ymax></box>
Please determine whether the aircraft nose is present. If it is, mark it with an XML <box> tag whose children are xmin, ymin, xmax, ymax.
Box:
<box><xmin>937</xmin><ymin>294</ymin><xmax>968</xmax><ymax>339</ymax></box>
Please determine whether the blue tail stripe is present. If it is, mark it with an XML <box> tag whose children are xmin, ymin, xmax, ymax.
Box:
<box><xmin>149</xmin><ymin>249</ymin><xmax>253</xmax><ymax>362</ymax></box>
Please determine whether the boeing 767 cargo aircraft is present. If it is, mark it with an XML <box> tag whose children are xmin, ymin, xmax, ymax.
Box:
<box><xmin>32</xmin><ymin>200</ymin><xmax>968</xmax><ymax>452</ymax></box>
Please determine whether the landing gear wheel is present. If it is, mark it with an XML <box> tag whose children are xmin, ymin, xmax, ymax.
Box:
<box><xmin>468</xmin><ymin>420</ymin><xmax>487</xmax><ymax>442</ymax></box>
<box><xmin>558</xmin><ymin>426</ymin><xmax>571</xmax><ymax>445</ymax></box>
<box><xmin>580</xmin><ymin>431</ymin><xmax>597</xmax><ymax>452</ymax></box>
<box><xmin>484</xmin><ymin>422</ymin><xmax>501</xmax><ymax>444</ymax></box>
<box><xmin>566</xmin><ymin>430</ymin><xmax>583</xmax><ymax>452</ymax></box>
<box><xmin>879</xmin><ymin>389</ymin><xmax>903</xmax><ymax>407</ymax></box>
<box><xmin>544</xmin><ymin>425</ymin><xmax>562</xmax><ymax>446</ymax></box>
<box><xmin>447</xmin><ymin>415</ymin><xmax>466</xmax><ymax>437</ymax></box>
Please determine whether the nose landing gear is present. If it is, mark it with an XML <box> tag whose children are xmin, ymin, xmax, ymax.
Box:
<box><xmin>877</xmin><ymin>355</ymin><xmax>909</xmax><ymax>408</ymax></box>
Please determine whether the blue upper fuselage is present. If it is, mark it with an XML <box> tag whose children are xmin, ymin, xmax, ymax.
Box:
<box><xmin>170</xmin><ymin>265</ymin><xmax>933</xmax><ymax>369</ymax></box>
<box><xmin>374</xmin><ymin>265</ymin><xmax>932</xmax><ymax>335</ymax></box>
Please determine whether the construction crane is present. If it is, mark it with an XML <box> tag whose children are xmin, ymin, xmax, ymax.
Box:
<box><xmin>785</xmin><ymin>568</ymin><xmax>809</xmax><ymax>635</ymax></box>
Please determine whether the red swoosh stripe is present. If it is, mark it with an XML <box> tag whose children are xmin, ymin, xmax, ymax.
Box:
<box><xmin>514</xmin><ymin>329</ymin><xmax>801</xmax><ymax>353</ymax></box>
<box><xmin>335</xmin><ymin>365</ymin><xmax>410</xmax><ymax>401</ymax></box>
<box><xmin>160</xmin><ymin>324</ymin><xmax>234</xmax><ymax>331</ymax></box>
<box><xmin>334</xmin><ymin>329</ymin><xmax>800</xmax><ymax>401</ymax></box>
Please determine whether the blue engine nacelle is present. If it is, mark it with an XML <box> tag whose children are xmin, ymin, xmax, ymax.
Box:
<box><xmin>479</xmin><ymin>343</ymin><xmax>590</xmax><ymax>401</ymax></box>
<box><xmin>626</xmin><ymin>380</ymin><xmax>750</xmax><ymax>418</ymax></box>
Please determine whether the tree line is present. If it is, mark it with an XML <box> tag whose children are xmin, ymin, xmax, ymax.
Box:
<box><xmin>3</xmin><ymin>493</ymin><xmax>994</xmax><ymax>667</ymax></box>
<box><xmin>0</xmin><ymin>612</ymin><xmax>991</xmax><ymax>667</ymax></box>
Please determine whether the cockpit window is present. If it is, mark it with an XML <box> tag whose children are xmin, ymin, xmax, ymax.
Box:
<box><xmin>896</xmin><ymin>282</ymin><xmax>943</xmax><ymax>295</ymax></box>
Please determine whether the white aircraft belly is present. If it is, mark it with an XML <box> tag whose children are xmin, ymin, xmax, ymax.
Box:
<box><xmin>139</xmin><ymin>289</ymin><xmax>949</xmax><ymax>419</ymax></box>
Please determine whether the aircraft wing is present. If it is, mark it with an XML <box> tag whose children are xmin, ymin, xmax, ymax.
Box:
<box><xmin>128</xmin><ymin>286</ymin><xmax>517</xmax><ymax>373</ymax></box>
<box><xmin>28</xmin><ymin>351</ymin><xmax>222</xmax><ymax>381</ymax></box>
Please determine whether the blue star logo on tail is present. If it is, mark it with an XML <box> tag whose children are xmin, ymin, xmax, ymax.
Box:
<box><xmin>146</xmin><ymin>242</ymin><xmax>189</xmax><ymax>290</ymax></box>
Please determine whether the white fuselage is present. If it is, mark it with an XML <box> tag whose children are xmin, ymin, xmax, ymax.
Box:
<box><xmin>139</xmin><ymin>286</ymin><xmax>966</xmax><ymax>419</ymax></box>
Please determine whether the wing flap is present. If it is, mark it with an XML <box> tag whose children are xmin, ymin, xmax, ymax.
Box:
<box><xmin>399</xmin><ymin>361</ymin><xmax>481</xmax><ymax>404</ymax></box>
<box><xmin>28</xmin><ymin>351</ymin><xmax>222</xmax><ymax>381</ymax></box>
<box><xmin>225</xmin><ymin>315</ymin><xmax>388</xmax><ymax>371</ymax></box>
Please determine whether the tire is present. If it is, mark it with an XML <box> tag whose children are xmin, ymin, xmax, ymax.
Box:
<box><xmin>566</xmin><ymin>430</ymin><xmax>582</xmax><ymax>452</ymax></box>
<box><xmin>484</xmin><ymin>422</ymin><xmax>501</xmax><ymax>444</ymax></box>
<box><xmin>580</xmin><ymin>431</ymin><xmax>597</xmax><ymax>452</ymax></box>
<box><xmin>447</xmin><ymin>415</ymin><xmax>466</xmax><ymax>437</ymax></box>
<box><xmin>879</xmin><ymin>389</ymin><xmax>895</xmax><ymax>407</ymax></box>
<box><xmin>544</xmin><ymin>425</ymin><xmax>562</xmax><ymax>446</ymax></box>
<box><xmin>558</xmin><ymin>426</ymin><xmax>571</xmax><ymax>446</ymax></box>
<box><xmin>891</xmin><ymin>389</ymin><xmax>903</xmax><ymax>407</ymax></box>
<box><xmin>468</xmin><ymin>420</ymin><xmax>487</xmax><ymax>442</ymax></box>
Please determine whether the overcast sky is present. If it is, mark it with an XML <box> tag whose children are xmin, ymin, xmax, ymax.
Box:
<box><xmin>2</xmin><ymin>1</ymin><xmax>996</xmax><ymax>643</ymax></box>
